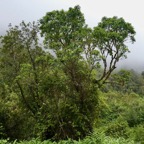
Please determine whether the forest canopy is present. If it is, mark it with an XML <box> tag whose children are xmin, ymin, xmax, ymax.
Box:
<box><xmin>0</xmin><ymin>5</ymin><xmax>141</xmax><ymax>143</ymax></box>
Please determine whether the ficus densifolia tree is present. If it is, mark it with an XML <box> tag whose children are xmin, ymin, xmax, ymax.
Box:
<box><xmin>0</xmin><ymin>5</ymin><xmax>135</xmax><ymax>140</ymax></box>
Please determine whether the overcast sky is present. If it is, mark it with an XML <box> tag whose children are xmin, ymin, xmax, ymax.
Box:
<box><xmin>0</xmin><ymin>0</ymin><xmax>144</xmax><ymax>71</ymax></box>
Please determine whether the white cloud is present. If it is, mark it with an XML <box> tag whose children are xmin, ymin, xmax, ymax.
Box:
<box><xmin>0</xmin><ymin>0</ymin><xmax>143</xmax><ymax>71</ymax></box>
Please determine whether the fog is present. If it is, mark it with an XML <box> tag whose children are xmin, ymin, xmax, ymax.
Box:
<box><xmin>0</xmin><ymin>0</ymin><xmax>144</xmax><ymax>72</ymax></box>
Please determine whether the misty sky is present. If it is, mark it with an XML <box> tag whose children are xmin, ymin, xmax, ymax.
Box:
<box><xmin>0</xmin><ymin>0</ymin><xmax>144</xmax><ymax>71</ymax></box>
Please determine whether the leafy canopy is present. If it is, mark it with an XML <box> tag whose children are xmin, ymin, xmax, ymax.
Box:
<box><xmin>0</xmin><ymin>5</ymin><xmax>136</xmax><ymax>141</ymax></box>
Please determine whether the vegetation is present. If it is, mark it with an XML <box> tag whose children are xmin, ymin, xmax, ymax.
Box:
<box><xmin>0</xmin><ymin>5</ymin><xmax>144</xmax><ymax>144</ymax></box>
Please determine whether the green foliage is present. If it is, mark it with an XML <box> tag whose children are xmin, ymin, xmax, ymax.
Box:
<box><xmin>108</xmin><ymin>69</ymin><xmax>144</xmax><ymax>95</ymax></box>
<box><xmin>105</xmin><ymin>120</ymin><xmax>129</xmax><ymax>138</ymax></box>
<box><xmin>39</xmin><ymin>6</ymin><xmax>135</xmax><ymax>140</ymax></box>
<box><xmin>97</xmin><ymin>91</ymin><xmax>144</xmax><ymax>143</ymax></box>
<box><xmin>130</xmin><ymin>125</ymin><xmax>144</xmax><ymax>143</ymax></box>
<box><xmin>92</xmin><ymin>17</ymin><xmax>135</xmax><ymax>86</ymax></box>
<box><xmin>0</xmin><ymin>21</ymin><xmax>44</xmax><ymax>140</ymax></box>
<box><xmin>123</xmin><ymin>96</ymin><xmax>144</xmax><ymax>127</ymax></box>
<box><xmin>0</xmin><ymin>5</ymin><xmax>137</xmax><ymax>142</ymax></box>
<box><xmin>0</xmin><ymin>132</ymin><xmax>135</xmax><ymax>144</ymax></box>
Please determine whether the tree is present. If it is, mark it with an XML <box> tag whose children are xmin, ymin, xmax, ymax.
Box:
<box><xmin>39</xmin><ymin>6</ymin><xmax>98</xmax><ymax>140</ymax></box>
<box><xmin>40</xmin><ymin>5</ymin><xmax>136</xmax><ymax>140</ymax></box>
<box><xmin>0</xmin><ymin>21</ymin><xmax>47</xmax><ymax>140</ymax></box>
<box><xmin>108</xmin><ymin>69</ymin><xmax>144</xmax><ymax>94</ymax></box>
<box><xmin>0</xmin><ymin>5</ymin><xmax>136</xmax><ymax>141</ymax></box>
<box><xmin>106</xmin><ymin>69</ymin><xmax>131</xmax><ymax>93</ymax></box>
<box><xmin>92</xmin><ymin>16</ymin><xmax>136</xmax><ymax>86</ymax></box>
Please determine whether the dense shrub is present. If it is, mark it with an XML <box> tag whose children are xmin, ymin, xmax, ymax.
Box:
<box><xmin>128</xmin><ymin>124</ymin><xmax>144</xmax><ymax>143</ymax></box>
<box><xmin>105</xmin><ymin>120</ymin><xmax>129</xmax><ymax>138</ymax></box>
<box><xmin>124</xmin><ymin>99</ymin><xmax>144</xmax><ymax>127</ymax></box>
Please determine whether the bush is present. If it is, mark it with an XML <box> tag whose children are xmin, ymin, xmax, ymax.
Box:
<box><xmin>128</xmin><ymin>124</ymin><xmax>144</xmax><ymax>143</ymax></box>
<box><xmin>124</xmin><ymin>98</ymin><xmax>144</xmax><ymax>127</ymax></box>
<box><xmin>105</xmin><ymin>120</ymin><xmax>129</xmax><ymax>138</ymax></box>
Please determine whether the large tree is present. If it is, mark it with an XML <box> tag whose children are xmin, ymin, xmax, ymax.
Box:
<box><xmin>0</xmin><ymin>5</ymin><xmax>135</xmax><ymax>141</ymax></box>
<box><xmin>39</xmin><ymin>5</ymin><xmax>135</xmax><ymax>140</ymax></box>
<box><xmin>40</xmin><ymin>6</ymin><xmax>135</xmax><ymax>87</ymax></box>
